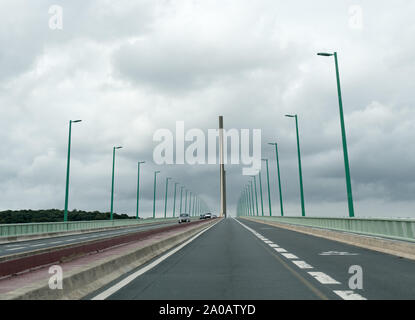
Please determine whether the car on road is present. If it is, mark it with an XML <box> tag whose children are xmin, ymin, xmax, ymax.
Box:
<box><xmin>204</xmin><ymin>213</ymin><xmax>212</xmax><ymax>219</ymax></box>
<box><xmin>200</xmin><ymin>214</ymin><xmax>205</xmax><ymax>219</ymax></box>
<box><xmin>178</xmin><ymin>213</ymin><xmax>190</xmax><ymax>223</ymax></box>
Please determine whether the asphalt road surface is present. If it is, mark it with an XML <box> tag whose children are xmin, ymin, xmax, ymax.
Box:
<box><xmin>0</xmin><ymin>220</ymin><xmax>180</xmax><ymax>258</ymax></box>
<box><xmin>89</xmin><ymin>217</ymin><xmax>415</xmax><ymax>300</ymax></box>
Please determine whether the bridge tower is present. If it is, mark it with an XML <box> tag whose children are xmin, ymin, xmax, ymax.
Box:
<box><xmin>219</xmin><ymin>116</ymin><xmax>227</xmax><ymax>218</ymax></box>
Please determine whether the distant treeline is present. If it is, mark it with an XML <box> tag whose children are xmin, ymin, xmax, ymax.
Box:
<box><xmin>0</xmin><ymin>209</ymin><xmax>133</xmax><ymax>224</ymax></box>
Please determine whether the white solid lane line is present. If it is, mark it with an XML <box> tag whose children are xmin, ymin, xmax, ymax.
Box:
<box><xmin>92</xmin><ymin>220</ymin><xmax>221</xmax><ymax>300</ymax></box>
<box><xmin>308</xmin><ymin>272</ymin><xmax>341</xmax><ymax>284</ymax></box>
<box><xmin>333</xmin><ymin>290</ymin><xmax>367</xmax><ymax>300</ymax></box>
<box><xmin>30</xmin><ymin>243</ymin><xmax>46</xmax><ymax>247</ymax></box>
<box><xmin>6</xmin><ymin>246</ymin><xmax>26</xmax><ymax>251</ymax></box>
<box><xmin>291</xmin><ymin>260</ymin><xmax>313</xmax><ymax>269</ymax></box>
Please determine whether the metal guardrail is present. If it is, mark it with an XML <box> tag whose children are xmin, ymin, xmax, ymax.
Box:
<box><xmin>244</xmin><ymin>216</ymin><xmax>415</xmax><ymax>243</ymax></box>
<box><xmin>0</xmin><ymin>217</ymin><xmax>198</xmax><ymax>238</ymax></box>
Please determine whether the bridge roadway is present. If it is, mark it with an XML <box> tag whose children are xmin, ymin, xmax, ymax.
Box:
<box><xmin>87</xmin><ymin>217</ymin><xmax>415</xmax><ymax>300</ymax></box>
<box><xmin>0</xmin><ymin>220</ymin><xmax>179</xmax><ymax>258</ymax></box>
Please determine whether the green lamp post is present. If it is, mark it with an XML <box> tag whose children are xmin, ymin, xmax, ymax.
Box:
<box><xmin>258</xmin><ymin>171</ymin><xmax>264</xmax><ymax>216</ymax></box>
<box><xmin>285</xmin><ymin>114</ymin><xmax>305</xmax><ymax>217</ymax></box>
<box><xmin>179</xmin><ymin>186</ymin><xmax>184</xmax><ymax>214</ymax></box>
<box><xmin>318</xmin><ymin>51</ymin><xmax>355</xmax><ymax>218</ymax></box>
<box><xmin>153</xmin><ymin>170</ymin><xmax>160</xmax><ymax>218</ymax></box>
<box><xmin>110</xmin><ymin>146</ymin><xmax>123</xmax><ymax>220</ymax></box>
<box><xmin>269</xmin><ymin>142</ymin><xmax>284</xmax><ymax>216</ymax></box>
<box><xmin>251</xmin><ymin>176</ymin><xmax>259</xmax><ymax>216</ymax></box>
<box><xmin>64</xmin><ymin>119</ymin><xmax>82</xmax><ymax>222</ymax></box>
<box><xmin>173</xmin><ymin>182</ymin><xmax>179</xmax><ymax>217</ymax></box>
<box><xmin>136</xmin><ymin>161</ymin><xmax>145</xmax><ymax>219</ymax></box>
<box><xmin>164</xmin><ymin>177</ymin><xmax>172</xmax><ymax>218</ymax></box>
<box><xmin>261</xmin><ymin>158</ymin><xmax>272</xmax><ymax>216</ymax></box>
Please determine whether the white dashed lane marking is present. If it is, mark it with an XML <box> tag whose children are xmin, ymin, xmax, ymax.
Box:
<box><xmin>308</xmin><ymin>272</ymin><xmax>341</xmax><ymax>284</ymax></box>
<box><xmin>234</xmin><ymin>218</ymin><xmax>367</xmax><ymax>300</ymax></box>
<box><xmin>291</xmin><ymin>260</ymin><xmax>313</xmax><ymax>269</ymax></box>
<box><xmin>281</xmin><ymin>253</ymin><xmax>299</xmax><ymax>259</ymax></box>
<box><xmin>6</xmin><ymin>246</ymin><xmax>26</xmax><ymax>251</ymax></box>
<box><xmin>333</xmin><ymin>290</ymin><xmax>367</xmax><ymax>300</ymax></box>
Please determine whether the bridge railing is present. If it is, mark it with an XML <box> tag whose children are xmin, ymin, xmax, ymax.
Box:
<box><xmin>243</xmin><ymin>216</ymin><xmax>415</xmax><ymax>242</ymax></box>
<box><xmin>0</xmin><ymin>216</ymin><xmax>198</xmax><ymax>238</ymax></box>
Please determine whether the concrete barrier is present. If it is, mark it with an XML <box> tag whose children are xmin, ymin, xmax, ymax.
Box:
<box><xmin>240</xmin><ymin>216</ymin><xmax>415</xmax><ymax>242</ymax></box>
<box><xmin>241</xmin><ymin>217</ymin><xmax>415</xmax><ymax>261</ymax></box>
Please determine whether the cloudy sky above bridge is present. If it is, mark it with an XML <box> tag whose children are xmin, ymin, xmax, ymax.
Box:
<box><xmin>1</xmin><ymin>0</ymin><xmax>415</xmax><ymax>218</ymax></box>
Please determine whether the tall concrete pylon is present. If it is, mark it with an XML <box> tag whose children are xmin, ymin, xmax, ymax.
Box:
<box><xmin>219</xmin><ymin>116</ymin><xmax>227</xmax><ymax>218</ymax></box>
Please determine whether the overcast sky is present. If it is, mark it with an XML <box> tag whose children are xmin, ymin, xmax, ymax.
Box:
<box><xmin>1</xmin><ymin>0</ymin><xmax>415</xmax><ymax>218</ymax></box>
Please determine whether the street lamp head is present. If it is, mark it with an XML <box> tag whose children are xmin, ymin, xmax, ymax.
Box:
<box><xmin>114</xmin><ymin>146</ymin><xmax>123</xmax><ymax>150</ymax></box>
<box><xmin>138</xmin><ymin>161</ymin><xmax>145</xmax><ymax>164</ymax></box>
<box><xmin>71</xmin><ymin>120</ymin><xmax>82</xmax><ymax>123</ymax></box>
<box><xmin>285</xmin><ymin>114</ymin><xmax>296</xmax><ymax>118</ymax></box>
<box><xmin>268</xmin><ymin>142</ymin><xmax>277</xmax><ymax>146</ymax></box>
<box><xmin>155</xmin><ymin>170</ymin><xmax>160</xmax><ymax>174</ymax></box>
<box><xmin>261</xmin><ymin>158</ymin><xmax>268</xmax><ymax>162</ymax></box>
<box><xmin>317</xmin><ymin>52</ymin><xmax>334</xmax><ymax>57</ymax></box>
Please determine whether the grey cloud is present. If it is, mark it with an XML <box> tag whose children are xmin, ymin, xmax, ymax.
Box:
<box><xmin>1</xmin><ymin>0</ymin><xmax>415</xmax><ymax>218</ymax></box>
<box><xmin>112</xmin><ymin>40</ymin><xmax>302</xmax><ymax>92</ymax></box>
<box><xmin>0</xmin><ymin>0</ymin><xmax>155</xmax><ymax>83</ymax></box>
